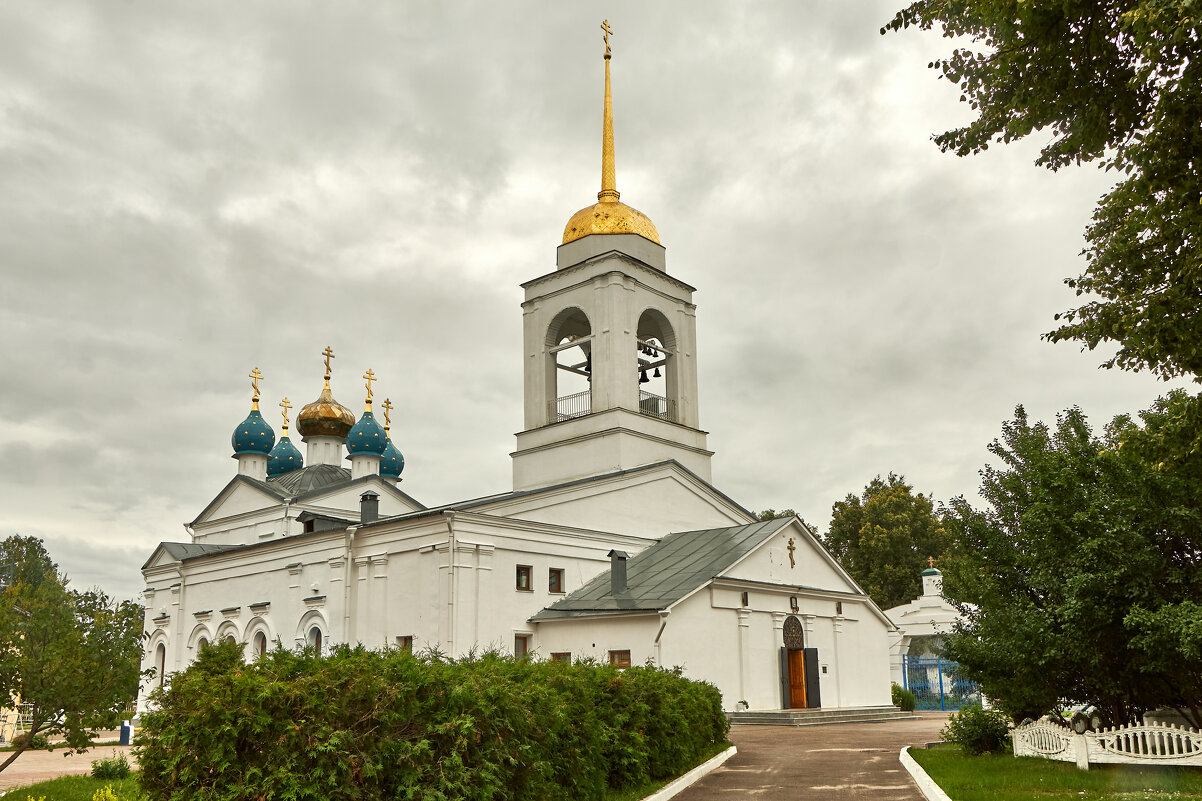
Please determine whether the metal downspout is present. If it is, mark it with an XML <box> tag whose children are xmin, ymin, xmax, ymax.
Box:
<box><xmin>342</xmin><ymin>526</ymin><xmax>358</xmax><ymax>645</ymax></box>
<box><xmin>446</xmin><ymin>512</ymin><xmax>457</xmax><ymax>656</ymax></box>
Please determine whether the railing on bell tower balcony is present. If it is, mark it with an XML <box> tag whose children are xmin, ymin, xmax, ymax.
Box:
<box><xmin>548</xmin><ymin>390</ymin><xmax>678</xmax><ymax>424</ymax></box>
<box><xmin>550</xmin><ymin>390</ymin><xmax>592</xmax><ymax>422</ymax></box>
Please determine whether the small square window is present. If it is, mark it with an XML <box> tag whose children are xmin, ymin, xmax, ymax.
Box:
<box><xmin>550</xmin><ymin>652</ymin><xmax>571</xmax><ymax>663</ymax></box>
<box><xmin>396</xmin><ymin>635</ymin><xmax>413</xmax><ymax>653</ymax></box>
<box><xmin>548</xmin><ymin>568</ymin><xmax>565</xmax><ymax>594</ymax></box>
<box><xmin>516</xmin><ymin>565</ymin><xmax>532</xmax><ymax>591</ymax></box>
<box><xmin>609</xmin><ymin>650</ymin><xmax>631</xmax><ymax>668</ymax></box>
<box><xmin>515</xmin><ymin>635</ymin><xmax>530</xmax><ymax>659</ymax></box>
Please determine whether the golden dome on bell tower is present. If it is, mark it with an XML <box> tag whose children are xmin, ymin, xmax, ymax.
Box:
<box><xmin>562</xmin><ymin>20</ymin><xmax>661</xmax><ymax>246</ymax></box>
<box><xmin>296</xmin><ymin>346</ymin><xmax>356</xmax><ymax>439</ymax></box>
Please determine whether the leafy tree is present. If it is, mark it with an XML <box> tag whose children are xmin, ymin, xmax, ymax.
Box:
<box><xmin>940</xmin><ymin>392</ymin><xmax>1202</xmax><ymax>726</ymax></box>
<box><xmin>756</xmin><ymin>508</ymin><xmax>797</xmax><ymax>521</ymax></box>
<box><xmin>821</xmin><ymin>474</ymin><xmax>951</xmax><ymax>610</ymax></box>
<box><xmin>883</xmin><ymin>1</ymin><xmax>1202</xmax><ymax>381</ymax></box>
<box><xmin>0</xmin><ymin>536</ymin><xmax>145</xmax><ymax>774</ymax></box>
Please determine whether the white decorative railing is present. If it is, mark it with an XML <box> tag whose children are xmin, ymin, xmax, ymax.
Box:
<box><xmin>1013</xmin><ymin>718</ymin><xmax>1202</xmax><ymax>770</ymax></box>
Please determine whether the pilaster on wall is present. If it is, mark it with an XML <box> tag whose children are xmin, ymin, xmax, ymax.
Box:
<box><xmin>736</xmin><ymin>608</ymin><xmax>752</xmax><ymax>707</ymax></box>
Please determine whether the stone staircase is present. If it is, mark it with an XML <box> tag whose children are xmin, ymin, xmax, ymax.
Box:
<box><xmin>727</xmin><ymin>705</ymin><xmax>917</xmax><ymax>727</ymax></box>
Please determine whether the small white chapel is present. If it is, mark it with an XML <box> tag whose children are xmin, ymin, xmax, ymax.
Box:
<box><xmin>138</xmin><ymin>26</ymin><xmax>894</xmax><ymax>714</ymax></box>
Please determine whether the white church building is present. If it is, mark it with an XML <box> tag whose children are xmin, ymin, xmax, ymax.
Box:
<box><xmin>139</xmin><ymin>34</ymin><xmax>894</xmax><ymax>714</ymax></box>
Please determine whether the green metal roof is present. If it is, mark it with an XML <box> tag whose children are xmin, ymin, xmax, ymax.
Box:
<box><xmin>530</xmin><ymin>517</ymin><xmax>793</xmax><ymax>620</ymax></box>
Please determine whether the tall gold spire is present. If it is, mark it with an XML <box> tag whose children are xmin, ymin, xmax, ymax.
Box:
<box><xmin>599</xmin><ymin>20</ymin><xmax>618</xmax><ymax>203</ymax></box>
<box><xmin>249</xmin><ymin>367</ymin><xmax>264</xmax><ymax>410</ymax></box>
<box><xmin>382</xmin><ymin>397</ymin><xmax>394</xmax><ymax>434</ymax></box>
<box><xmin>363</xmin><ymin>369</ymin><xmax>376</xmax><ymax>411</ymax></box>
<box><xmin>561</xmin><ymin>21</ymin><xmax>660</xmax><ymax>247</ymax></box>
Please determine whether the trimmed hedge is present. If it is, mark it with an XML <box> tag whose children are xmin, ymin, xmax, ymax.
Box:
<box><xmin>137</xmin><ymin>642</ymin><xmax>729</xmax><ymax>801</ymax></box>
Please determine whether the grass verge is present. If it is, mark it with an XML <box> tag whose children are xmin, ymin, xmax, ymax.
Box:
<box><xmin>0</xmin><ymin>742</ymin><xmax>732</xmax><ymax>801</ymax></box>
<box><xmin>910</xmin><ymin>746</ymin><xmax>1202</xmax><ymax>800</ymax></box>
<box><xmin>601</xmin><ymin>741</ymin><xmax>732</xmax><ymax>801</ymax></box>
<box><xmin>0</xmin><ymin>775</ymin><xmax>145</xmax><ymax>800</ymax></box>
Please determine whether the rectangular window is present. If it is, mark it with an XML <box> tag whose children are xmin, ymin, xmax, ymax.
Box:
<box><xmin>396</xmin><ymin>635</ymin><xmax>413</xmax><ymax>652</ymax></box>
<box><xmin>550</xmin><ymin>652</ymin><xmax>571</xmax><ymax>663</ymax></box>
<box><xmin>609</xmin><ymin>650</ymin><xmax>631</xmax><ymax>668</ymax></box>
<box><xmin>516</xmin><ymin>565</ymin><xmax>532</xmax><ymax>591</ymax></box>
<box><xmin>548</xmin><ymin>567</ymin><xmax>565</xmax><ymax>594</ymax></box>
<box><xmin>515</xmin><ymin>635</ymin><xmax>530</xmax><ymax>659</ymax></box>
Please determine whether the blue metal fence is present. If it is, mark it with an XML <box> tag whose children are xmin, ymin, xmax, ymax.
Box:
<box><xmin>901</xmin><ymin>655</ymin><xmax>980</xmax><ymax>711</ymax></box>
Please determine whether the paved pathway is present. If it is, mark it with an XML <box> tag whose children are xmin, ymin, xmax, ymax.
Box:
<box><xmin>0</xmin><ymin>745</ymin><xmax>138</xmax><ymax>794</ymax></box>
<box><xmin>679</xmin><ymin>713</ymin><xmax>952</xmax><ymax>801</ymax></box>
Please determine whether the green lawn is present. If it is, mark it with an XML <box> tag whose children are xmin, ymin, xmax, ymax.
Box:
<box><xmin>0</xmin><ymin>775</ymin><xmax>146</xmax><ymax>801</ymax></box>
<box><xmin>910</xmin><ymin>746</ymin><xmax>1202</xmax><ymax>800</ymax></box>
<box><xmin>1</xmin><ymin>742</ymin><xmax>732</xmax><ymax>801</ymax></box>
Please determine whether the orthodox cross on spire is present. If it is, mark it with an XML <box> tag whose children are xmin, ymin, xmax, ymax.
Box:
<box><xmin>381</xmin><ymin>397</ymin><xmax>394</xmax><ymax>433</ymax></box>
<box><xmin>322</xmin><ymin>346</ymin><xmax>335</xmax><ymax>378</ymax></box>
<box><xmin>928</xmin><ymin>555</ymin><xmax>936</xmax><ymax>569</ymax></box>
<box><xmin>598</xmin><ymin>19</ymin><xmax>619</xmax><ymax>203</ymax></box>
<box><xmin>363</xmin><ymin>369</ymin><xmax>376</xmax><ymax>409</ymax></box>
<box><xmin>249</xmin><ymin>367</ymin><xmax>264</xmax><ymax>408</ymax></box>
<box><xmin>279</xmin><ymin>397</ymin><xmax>292</xmax><ymax>431</ymax></box>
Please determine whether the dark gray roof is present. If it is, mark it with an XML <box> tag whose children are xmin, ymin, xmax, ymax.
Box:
<box><xmin>363</xmin><ymin>459</ymin><xmax>754</xmax><ymax>528</ymax></box>
<box><xmin>530</xmin><ymin>517</ymin><xmax>793</xmax><ymax>620</ymax></box>
<box><xmin>268</xmin><ymin>464</ymin><xmax>352</xmax><ymax>495</ymax></box>
<box><xmin>144</xmin><ymin>541</ymin><xmax>244</xmax><ymax>569</ymax></box>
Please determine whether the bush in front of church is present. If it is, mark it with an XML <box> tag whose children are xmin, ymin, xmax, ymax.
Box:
<box><xmin>135</xmin><ymin>640</ymin><xmax>729</xmax><ymax>801</ymax></box>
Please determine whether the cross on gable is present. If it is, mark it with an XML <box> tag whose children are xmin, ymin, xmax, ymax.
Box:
<box><xmin>787</xmin><ymin>537</ymin><xmax>796</xmax><ymax>569</ymax></box>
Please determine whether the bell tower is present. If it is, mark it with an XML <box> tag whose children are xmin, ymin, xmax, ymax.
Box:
<box><xmin>511</xmin><ymin>21</ymin><xmax>712</xmax><ymax>491</ymax></box>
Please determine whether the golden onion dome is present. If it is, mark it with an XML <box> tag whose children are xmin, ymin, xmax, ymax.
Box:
<box><xmin>563</xmin><ymin>198</ymin><xmax>660</xmax><ymax>245</ymax></box>
<box><xmin>564</xmin><ymin>23</ymin><xmax>661</xmax><ymax>248</ymax></box>
<box><xmin>296</xmin><ymin>382</ymin><xmax>356</xmax><ymax>438</ymax></box>
<box><xmin>296</xmin><ymin>347</ymin><xmax>356</xmax><ymax>439</ymax></box>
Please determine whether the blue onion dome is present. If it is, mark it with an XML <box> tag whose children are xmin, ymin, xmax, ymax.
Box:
<box><xmin>380</xmin><ymin>437</ymin><xmax>405</xmax><ymax>478</ymax></box>
<box><xmin>268</xmin><ymin>435</ymin><xmax>303</xmax><ymax>477</ymax></box>
<box><xmin>347</xmin><ymin>408</ymin><xmax>387</xmax><ymax>455</ymax></box>
<box><xmin>231</xmin><ymin>408</ymin><xmax>275</xmax><ymax>456</ymax></box>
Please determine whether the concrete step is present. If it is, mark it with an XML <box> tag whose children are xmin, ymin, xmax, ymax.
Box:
<box><xmin>728</xmin><ymin>706</ymin><xmax>918</xmax><ymax>727</ymax></box>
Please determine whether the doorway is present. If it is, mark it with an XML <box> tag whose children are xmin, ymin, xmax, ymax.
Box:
<box><xmin>787</xmin><ymin>648</ymin><xmax>807</xmax><ymax>708</ymax></box>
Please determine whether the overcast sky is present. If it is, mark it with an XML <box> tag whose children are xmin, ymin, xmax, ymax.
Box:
<box><xmin>1</xmin><ymin>2</ymin><xmax>1190</xmax><ymax>599</ymax></box>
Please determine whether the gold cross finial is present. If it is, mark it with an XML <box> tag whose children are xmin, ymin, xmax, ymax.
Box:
<box><xmin>601</xmin><ymin>19</ymin><xmax>613</xmax><ymax>57</ymax></box>
<box><xmin>363</xmin><ymin>369</ymin><xmax>376</xmax><ymax>409</ymax></box>
<box><xmin>787</xmin><ymin>537</ymin><xmax>796</xmax><ymax>569</ymax></box>
<box><xmin>279</xmin><ymin>397</ymin><xmax>292</xmax><ymax>431</ymax></box>
<box><xmin>249</xmin><ymin>367</ymin><xmax>264</xmax><ymax>409</ymax></box>
<box><xmin>322</xmin><ymin>346</ymin><xmax>335</xmax><ymax>376</ymax></box>
<box><xmin>381</xmin><ymin>397</ymin><xmax>394</xmax><ymax>432</ymax></box>
<box><xmin>928</xmin><ymin>556</ymin><xmax>936</xmax><ymax>568</ymax></box>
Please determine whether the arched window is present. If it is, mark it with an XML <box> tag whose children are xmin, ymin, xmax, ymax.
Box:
<box><xmin>197</xmin><ymin>637</ymin><xmax>209</xmax><ymax>650</ymax></box>
<box><xmin>635</xmin><ymin>309</ymin><xmax>677</xmax><ymax>422</ymax></box>
<box><xmin>155</xmin><ymin>643</ymin><xmax>166</xmax><ymax>687</ymax></box>
<box><xmin>308</xmin><ymin>626</ymin><xmax>323</xmax><ymax>658</ymax></box>
<box><xmin>545</xmin><ymin>307</ymin><xmax>592</xmax><ymax>422</ymax></box>
<box><xmin>253</xmin><ymin>631</ymin><xmax>267</xmax><ymax>657</ymax></box>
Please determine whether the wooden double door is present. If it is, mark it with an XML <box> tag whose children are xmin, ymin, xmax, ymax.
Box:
<box><xmin>782</xmin><ymin>647</ymin><xmax>821</xmax><ymax>709</ymax></box>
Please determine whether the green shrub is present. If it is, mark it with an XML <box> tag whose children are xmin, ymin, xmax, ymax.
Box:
<box><xmin>11</xmin><ymin>731</ymin><xmax>50</xmax><ymax>750</ymax></box>
<box><xmin>891</xmin><ymin>683</ymin><xmax>916</xmax><ymax>712</ymax></box>
<box><xmin>942</xmin><ymin>702</ymin><xmax>1011</xmax><ymax>755</ymax></box>
<box><xmin>91</xmin><ymin>752</ymin><xmax>131</xmax><ymax>780</ymax></box>
<box><xmin>137</xmin><ymin>640</ymin><xmax>729</xmax><ymax>801</ymax></box>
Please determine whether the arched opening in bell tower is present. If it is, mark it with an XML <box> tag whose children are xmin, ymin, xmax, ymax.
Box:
<box><xmin>545</xmin><ymin>307</ymin><xmax>593</xmax><ymax>423</ymax></box>
<box><xmin>636</xmin><ymin>308</ymin><xmax>678</xmax><ymax>423</ymax></box>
